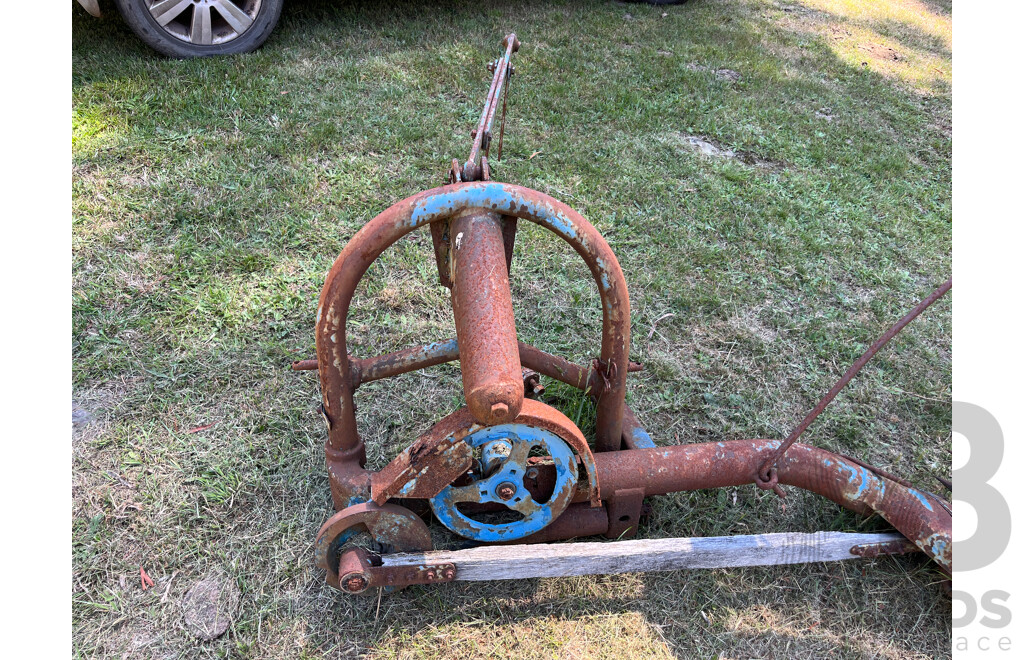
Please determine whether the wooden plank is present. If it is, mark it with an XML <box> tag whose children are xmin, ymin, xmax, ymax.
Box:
<box><xmin>380</xmin><ymin>531</ymin><xmax>912</xmax><ymax>582</ymax></box>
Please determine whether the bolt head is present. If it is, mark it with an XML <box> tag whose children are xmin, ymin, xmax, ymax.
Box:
<box><xmin>496</xmin><ymin>481</ymin><xmax>517</xmax><ymax>500</ymax></box>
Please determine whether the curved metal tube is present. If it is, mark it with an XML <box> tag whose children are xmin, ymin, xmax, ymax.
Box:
<box><xmin>315</xmin><ymin>182</ymin><xmax>631</xmax><ymax>470</ymax></box>
<box><xmin>580</xmin><ymin>440</ymin><xmax>952</xmax><ymax>573</ymax></box>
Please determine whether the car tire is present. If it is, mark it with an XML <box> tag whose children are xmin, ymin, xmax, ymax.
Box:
<box><xmin>112</xmin><ymin>0</ymin><xmax>284</xmax><ymax>58</ymax></box>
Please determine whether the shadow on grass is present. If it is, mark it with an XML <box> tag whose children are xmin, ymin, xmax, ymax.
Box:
<box><xmin>306</xmin><ymin>552</ymin><xmax>950</xmax><ymax>657</ymax></box>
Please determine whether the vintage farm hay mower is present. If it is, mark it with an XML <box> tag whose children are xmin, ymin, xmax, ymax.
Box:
<box><xmin>294</xmin><ymin>35</ymin><xmax>952</xmax><ymax>594</ymax></box>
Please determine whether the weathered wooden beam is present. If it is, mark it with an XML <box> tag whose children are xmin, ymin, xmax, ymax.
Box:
<box><xmin>380</xmin><ymin>531</ymin><xmax>914</xmax><ymax>582</ymax></box>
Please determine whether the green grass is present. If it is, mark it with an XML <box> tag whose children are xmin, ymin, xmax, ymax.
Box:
<box><xmin>72</xmin><ymin>0</ymin><xmax>952</xmax><ymax>657</ymax></box>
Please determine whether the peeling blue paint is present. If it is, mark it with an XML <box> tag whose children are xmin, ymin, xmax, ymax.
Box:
<box><xmin>630</xmin><ymin>427</ymin><xmax>656</xmax><ymax>449</ymax></box>
<box><xmin>422</xmin><ymin>338</ymin><xmax>459</xmax><ymax>358</ymax></box>
<box><xmin>833</xmin><ymin>460</ymin><xmax>880</xmax><ymax>501</ymax></box>
<box><xmin>408</xmin><ymin>184</ymin><xmax>581</xmax><ymax>240</ymax></box>
<box><xmin>906</xmin><ymin>488</ymin><xmax>935</xmax><ymax>512</ymax></box>
<box><xmin>928</xmin><ymin>534</ymin><xmax>950</xmax><ymax>564</ymax></box>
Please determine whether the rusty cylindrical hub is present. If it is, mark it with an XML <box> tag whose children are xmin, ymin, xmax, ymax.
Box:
<box><xmin>450</xmin><ymin>209</ymin><xmax>524</xmax><ymax>425</ymax></box>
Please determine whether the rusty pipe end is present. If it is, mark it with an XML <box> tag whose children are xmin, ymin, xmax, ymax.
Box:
<box><xmin>466</xmin><ymin>382</ymin><xmax>522</xmax><ymax>425</ymax></box>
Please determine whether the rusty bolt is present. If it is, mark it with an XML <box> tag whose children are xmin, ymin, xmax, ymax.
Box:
<box><xmin>340</xmin><ymin>574</ymin><xmax>368</xmax><ymax>593</ymax></box>
<box><xmin>443</xmin><ymin>567</ymin><xmax>455</xmax><ymax>580</ymax></box>
<box><xmin>496</xmin><ymin>481</ymin><xmax>517</xmax><ymax>500</ymax></box>
<box><xmin>426</xmin><ymin>570</ymin><xmax>436</xmax><ymax>581</ymax></box>
<box><xmin>523</xmin><ymin>369</ymin><xmax>545</xmax><ymax>398</ymax></box>
<box><xmin>491</xmin><ymin>402</ymin><xmax>509</xmax><ymax>420</ymax></box>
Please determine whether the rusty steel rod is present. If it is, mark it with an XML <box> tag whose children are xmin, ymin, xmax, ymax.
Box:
<box><xmin>757</xmin><ymin>278</ymin><xmax>952</xmax><ymax>483</ymax></box>
<box><xmin>464</xmin><ymin>34</ymin><xmax>519</xmax><ymax>181</ymax></box>
<box><xmin>299</xmin><ymin>339</ymin><xmax>642</xmax><ymax>393</ymax></box>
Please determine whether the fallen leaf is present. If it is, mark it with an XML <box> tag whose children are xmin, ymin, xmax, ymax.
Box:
<box><xmin>529</xmin><ymin>151</ymin><xmax>542</xmax><ymax>159</ymax></box>
<box><xmin>140</xmin><ymin>567</ymin><xmax>155</xmax><ymax>591</ymax></box>
<box><xmin>186</xmin><ymin>422</ymin><xmax>217</xmax><ymax>434</ymax></box>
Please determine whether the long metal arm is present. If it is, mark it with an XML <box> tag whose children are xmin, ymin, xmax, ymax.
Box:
<box><xmin>461</xmin><ymin>33</ymin><xmax>519</xmax><ymax>181</ymax></box>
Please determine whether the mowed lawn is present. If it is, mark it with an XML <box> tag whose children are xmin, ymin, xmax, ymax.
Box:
<box><xmin>72</xmin><ymin>0</ymin><xmax>952</xmax><ymax>657</ymax></box>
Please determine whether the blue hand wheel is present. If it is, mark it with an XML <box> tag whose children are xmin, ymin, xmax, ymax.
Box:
<box><xmin>428</xmin><ymin>423</ymin><xmax>578</xmax><ymax>542</ymax></box>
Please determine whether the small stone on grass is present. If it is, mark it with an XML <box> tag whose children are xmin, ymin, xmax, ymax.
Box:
<box><xmin>181</xmin><ymin>572</ymin><xmax>240</xmax><ymax>641</ymax></box>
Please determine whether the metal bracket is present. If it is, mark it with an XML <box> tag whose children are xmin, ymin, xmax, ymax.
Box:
<box><xmin>337</xmin><ymin>547</ymin><xmax>456</xmax><ymax>594</ymax></box>
<box><xmin>429</xmin><ymin>219</ymin><xmax>453</xmax><ymax>288</ymax></box>
<box><xmin>849</xmin><ymin>538</ymin><xmax>920</xmax><ymax>559</ymax></box>
<box><xmin>370</xmin><ymin>432</ymin><xmax>473</xmax><ymax>505</ymax></box>
<box><xmin>605</xmin><ymin>487</ymin><xmax>646</xmax><ymax>539</ymax></box>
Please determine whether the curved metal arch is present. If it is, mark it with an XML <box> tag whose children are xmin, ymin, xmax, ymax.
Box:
<box><xmin>315</xmin><ymin>182</ymin><xmax>631</xmax><ymax>458</ymax></box>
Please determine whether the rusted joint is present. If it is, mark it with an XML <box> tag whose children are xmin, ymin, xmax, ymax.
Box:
<box><xmin>347</xmin><ymin>355</ymin><xmax>362</xmax><ymax>388</ymax></box>
<box><xmin>754</xmin><ymin>467</ymin><xmax>786</xmax><ymax>498</ymax></box>
<box><xmin>337</xmin><ymin>547</ymin><xmax>456</xmax><ymax>594</ymax></box>
<box><xmin>586</xmin><ymin>358</ymin><xmax>641</xmax><ymax>397</ymax></box>
<box><xmin>523</xmin><ymin>369</ymin><xmax>545</xmax><ymax>398</ymax></box>
<box><xmin>605</xmin><ymin>487</ymin><xmax>646</xmax><ymax>539</ymax></box>
<box><xmin>591</xmin><ymin>357</ymin><xmax>615</xmax><ymax>393</ymax></box>
<box><xmin>447</xmin><ymin>159</ymin><xmax>463</xmax><ymax>184</ymax></box>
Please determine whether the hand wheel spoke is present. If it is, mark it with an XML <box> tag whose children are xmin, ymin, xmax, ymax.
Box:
<box><xmin>443</xmin><ymin>482</ymin><xmax>493</xmax><ymax>504</ymax></box>
<box><xmin>508</xmin><ymin>496</ymin><xmax>541</xmax><ymax>516</ymax></box>
<box><xmin>504</xmin><ymin>438</ymin><xmax>534</xmax><ymax>471</ymax></box>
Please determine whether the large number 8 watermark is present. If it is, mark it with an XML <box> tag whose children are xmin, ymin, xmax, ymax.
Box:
<box><xmin>954</xmin><ymin>402</ymin><xmax>1011</xmax><ymax>571</ymax></box>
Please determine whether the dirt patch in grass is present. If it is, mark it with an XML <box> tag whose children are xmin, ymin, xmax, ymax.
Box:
<box><xmin>658</xmin><ymin>133</ymin><xmax>787</xmax><ymax>170</ymax></box>
<box><xmin>859</xmin><ymin>42</ymin><xmax>903</xmax><ymax>62</ymax></box>
<box><xmin>686</xmin><ymin>62</ymin><xmax>743</xmax><ymax>82</ymax></box>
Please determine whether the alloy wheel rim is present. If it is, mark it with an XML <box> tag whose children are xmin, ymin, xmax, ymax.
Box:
<box><xmin>146</xmin><ymin>0</ymin><xmax>263</xmax><ymax>46</ymax></box>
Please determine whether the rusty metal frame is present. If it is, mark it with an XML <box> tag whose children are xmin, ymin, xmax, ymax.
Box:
<box><xmin>313</xmin><ymin>181</ymin><xmax>631</xmax><ymax>509</ymax></box>
<box><xmin>306</xmin><ymin>179</ymin><xmax>952</xmax><ymax>582</ymax></box>
<box><xmin>302</xmin><ymin>34</ymin><xmax>952</xmax><ymax>593</ymax></box>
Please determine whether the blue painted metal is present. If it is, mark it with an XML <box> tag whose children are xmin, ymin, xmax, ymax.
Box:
<box><xmin>429</xmin><ymin>424</ymin><xmax>578</xmax><ymax>542</ymax></box>
<box><xmin>629</xmin><ymin>426</ymin><xmax>657</xmax><ymax>449</ymax></box>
